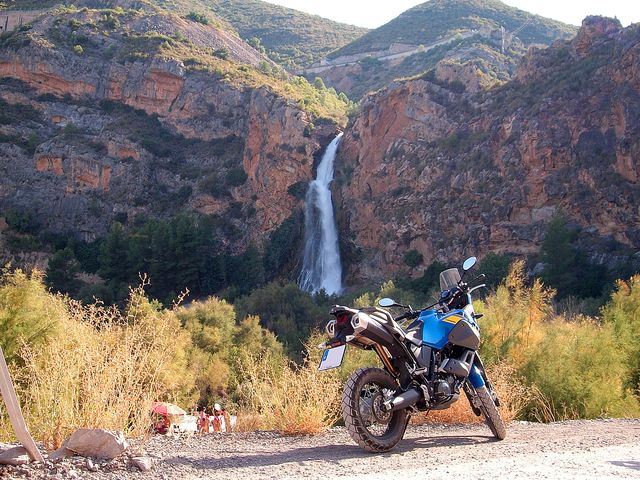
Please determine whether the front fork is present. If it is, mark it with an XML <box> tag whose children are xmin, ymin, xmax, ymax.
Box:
<box><xmin>464</xmin><ymin>354</ymin><xmax>500</xmax><ymax>416</ymax></box>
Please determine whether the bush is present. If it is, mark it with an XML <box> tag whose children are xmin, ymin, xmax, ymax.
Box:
<box><xmin>603</xmin><ymin>276</ymin><xmax>640</xmax><ymax>395</ymax></box>
<box><xmin>403</xmin><ymin>249</ymin><xmax>423</xmax><ymax>268</ymax></box>
<box><xmin>212</xmin><ymin>48</ymin><xmax>229</xmax><ymax>60</ymax></box>
<box><xmin>0</xmin><ymin>269</ymin><xmax>64</xmax><ymax>364</ymax></box>
<box><xmin>186</xmin><ymin>12</ymin><xmax>210</xmax><ymax>25</ymax></box>
<box><xmin>225</xmin><ymin>167</ymin><xmax>248</xmax><ymax>187</ymax></box>
<box><xmin>478</xmin><ymin>261</ymin><xmax>640</xmax><ymax>420</ymax></box>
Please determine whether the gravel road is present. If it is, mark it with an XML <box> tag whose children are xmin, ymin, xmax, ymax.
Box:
<box><xmin>2</xmin><ymin>419</ymin><xmax>639</xmax><ymax>479</ymax></box>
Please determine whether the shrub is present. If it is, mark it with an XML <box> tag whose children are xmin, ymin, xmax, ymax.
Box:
<box><xmin>403</xmin><ymin>249</ymin><xmax>423</xmax><ymax>268</ymax></box>
<box><xmin>602</xmin><ymin>276</ymin><xmax>640</xmax><ymax>395</ymax></box>
<box><xmin>0</xmin><ymin>279</ymin><xmax>195</xmax><ymax>447</ymax></box>
<box><xmin>212</xmin><ymin>48</ymin><xmax>229</xmax><ymax>60</ymax></box>
<box><xmin>478</xmin><ymin>261</ymin><xmax>640</xmax><ymax>420</ymax></box>
<box><xmin>286</xmin><ymin>181</ymin><xmax>307</xmax><ymax>199</ymax></box>
<box><xmin>478</xmin><ymin>252</ymin><xmax>512</xmax><ymax>290</ymax></box>
<box><xmin>186</xmin><ymin>12</ymin><xmax>210</xmax><ymax>25</ymax></box>
<box><xmin>225</xmin><ymin>167</ymin><xmax>248</xmax><ymax>187</ymax></box>
<box><xmin>0</xmin><ymin>269</ymin><xmax>64</xmax><ymax>364</ymax></box>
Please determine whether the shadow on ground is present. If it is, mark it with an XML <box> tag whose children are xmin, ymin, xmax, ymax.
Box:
<box><xmin>610</xmin><ymin>460</ymin><xmax>640</xmax><ymax>471</ymax></box>
<box><xmin>163</xmin><ymin>434</ymin><xmax>496</xmax><ymax>471</ymax></box>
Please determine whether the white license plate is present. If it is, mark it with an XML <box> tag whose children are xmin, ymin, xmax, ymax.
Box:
<box><xmin>318</xmin><ymin>345</ymin><xmax>346</xmax><ymax>371</ymax></box>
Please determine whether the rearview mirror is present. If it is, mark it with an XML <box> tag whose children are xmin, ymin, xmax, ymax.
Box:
<box><xmin>378</xmin><ymin>298</ymin><xmax>395</xmax><ymax>307</ymax></box>
<box><xmin>462</xmin><ymin>256</ymin><xmax>477</xmax><ymax>272</ymax></box>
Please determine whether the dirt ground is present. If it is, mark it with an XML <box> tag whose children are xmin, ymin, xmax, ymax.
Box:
<box><xmin>2</xmin><ymin>419</ymin><xmax>639</xmax><ymax>479</ymax></box>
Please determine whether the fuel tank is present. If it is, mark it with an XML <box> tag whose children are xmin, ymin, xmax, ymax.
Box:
<box><xmin>419</xmin><ymin>309</ymin><xmax>480</xmax><ymax>350</ymax></box>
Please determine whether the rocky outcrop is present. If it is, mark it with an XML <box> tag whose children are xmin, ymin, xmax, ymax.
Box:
<box><xmin>338</xmin><ymin>17</ymin><xmax>640</xmax><ymax>283</ymax></box>
<box><xmin>0</xmin><ymin>7</ymin><xmax>335</xmax><ymax>251</ymax></box>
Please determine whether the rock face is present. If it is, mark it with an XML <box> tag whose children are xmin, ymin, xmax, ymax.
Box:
<box><xmin>338</xmin><ymin>17</ymin><xmax>640</xmax><ymax>283</ymax></box>
<box><xmin>0</xmin><ymin>6</ymin><xmax>335</xmax><ymax>253</ymax></box>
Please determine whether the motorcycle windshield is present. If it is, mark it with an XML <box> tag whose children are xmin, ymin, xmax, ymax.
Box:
<box><xmin>439</xmin><ymin>268</ymin><xmax>461</xmax><ymax>290</ymax></box>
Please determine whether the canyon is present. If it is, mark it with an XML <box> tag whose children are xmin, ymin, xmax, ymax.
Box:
<box><xmin>0</xmin><ymin>2</ymin><xmax>638</xmax><ymax>292</ymax></box>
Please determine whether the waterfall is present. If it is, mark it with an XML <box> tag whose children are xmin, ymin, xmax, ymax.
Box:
<box><xmin>298</xmin><ymin>133</ymin><xmax>344</xmax><ymax>295</ymax></box>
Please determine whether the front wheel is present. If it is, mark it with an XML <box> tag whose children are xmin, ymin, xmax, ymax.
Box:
<box><xmin>475</xmin><ymin>385</ymin><xmax>507</xmax><ymax>440</ymax></box>
<box><xmin>342</xmin><ymin>367</ymin><xmax>409</xmax><ymax>452</ymax></box>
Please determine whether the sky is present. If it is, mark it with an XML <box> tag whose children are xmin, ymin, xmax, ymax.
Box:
<box><xmin>261</xmin><ymin>0</ymin><xmax>640</xmax><ymax>29</ymax></box>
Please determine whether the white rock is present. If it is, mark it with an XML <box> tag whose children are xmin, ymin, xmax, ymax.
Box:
<box><xmin>131</xmin><ymin>456</ymin><xmax>154</xmax><ymax>472</ymax></box>
<box><xmin>86</xmin><ymin>457</ymin><xmax>99</xmax><ymax>472</ymax></box>
<box><xmin>0</xmin><ymin>446</ymin><xmax>31</xmax><ymax>465</ymax></box>
<box><xmin>65</xmin><ymin>429</ymin><xmax>129</xmax><ymax>460</ymax></box>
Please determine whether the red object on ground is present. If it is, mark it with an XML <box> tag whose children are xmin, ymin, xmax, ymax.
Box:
<box><xmin>151</xmin><ymin>402</ymin><xmax>186</xmax><ymax>416</ymax></box>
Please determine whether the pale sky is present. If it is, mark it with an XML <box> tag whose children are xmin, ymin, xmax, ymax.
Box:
<box><xmin>262</xmin><ymin>0</ymin><xmax>639</xmax><ymax>29</ymax></box>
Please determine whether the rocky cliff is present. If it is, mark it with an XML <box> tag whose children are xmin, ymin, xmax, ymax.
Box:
<box><xmin>0</xmin><ymin>4</ymin><xmax>342</xmax><ymax>256</ymax></box>
<box><xmin>338</xmin><ymin>17</ymin><xmax>640</xmax><ymax>283</ymax></box>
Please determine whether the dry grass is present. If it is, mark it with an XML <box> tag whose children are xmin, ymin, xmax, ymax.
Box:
<box><xmin>3</xmin><ymin>284</ymin><xmax>193</xmax><ymax>449</ymax></box>
<box><xmin>234</xmin><ymin>350</ymin><xmax>342</xmax><ymax>435</ymax></box>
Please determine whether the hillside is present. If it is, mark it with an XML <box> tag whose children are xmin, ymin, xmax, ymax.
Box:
<box><xmin>304</xmin><ymin>0</ymin><xmax>577</xmax><ymax>100</ymax></box>
<box><xmin>0</xmin><ymin>1</ymin><xmax>348</xmax><ymax>302</ymax></box>
<box><xmin>336</xmin><ymin>16</ymin><xmax>640</xmax><ymax>284</ymax></box>
<box><xmin>331</xmin><ymin>0</ymin><xmax>575</xmax><ymax>58</ymax></box>
<box><xmin>1</xmin><ymin>0</ymin><xmax>367</xmax><ymax>69</ymax></box>
<box><xmin>202</xmin><ymin>0</ymin><xmax>368</xmax><ymax>69</ymax></box>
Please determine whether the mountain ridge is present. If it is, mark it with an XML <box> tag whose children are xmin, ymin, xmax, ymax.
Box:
<box><xmin>337</xmin><ymin>16</ymin><xmax>640</xmax><ymax>283</ymax></box>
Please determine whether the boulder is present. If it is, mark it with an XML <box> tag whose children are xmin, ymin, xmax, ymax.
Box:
<box><xmin>0</xmin><ymin>446</ymin><xmax>30</xmax><ymax>465</ymax></box>
<box><xmin>65</xmin><ymin>429</ymin><xmax>128</xmax><ymax>460</ymax></box>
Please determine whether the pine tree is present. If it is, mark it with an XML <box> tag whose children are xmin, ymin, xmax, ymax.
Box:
<box><xmin>46</xmin><ymin>246</ymin><xmax>80</xmax><ymax>295</ymax></box>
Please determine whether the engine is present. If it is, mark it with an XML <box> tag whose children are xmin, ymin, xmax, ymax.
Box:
<box><xmin>432</xmin><ymin>372</ymin><xmax>461</xmax><ymax>409</ymax></box>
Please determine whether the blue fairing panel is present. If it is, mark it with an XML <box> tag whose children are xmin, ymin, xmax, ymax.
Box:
<box><xmin>419</xmin><ymin>310</ymin><xmax>455</xmax><ymax>349</ymax></box>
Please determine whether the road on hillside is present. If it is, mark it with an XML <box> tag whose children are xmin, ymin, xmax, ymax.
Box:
<box><xmin>137</xmin><ymin>419</ymin><xmax>640</xmax><ymax>480</ymax></box>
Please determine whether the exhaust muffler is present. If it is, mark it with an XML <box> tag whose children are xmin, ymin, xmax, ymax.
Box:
<box><xmin>388</xmin><ymin>387</ymin><xmax>422</xmax><ymax>411</ymax></box>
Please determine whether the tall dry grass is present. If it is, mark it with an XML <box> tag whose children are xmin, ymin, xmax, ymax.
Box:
<box><xmin>3</xmin><ymin>284</ymin><xmax>194</xmax><ymax>449</ymax></box>
<box><xmin>233</xmin><ymin>349</ymin><xmax>342</xmax><ymax>435</ymax></box>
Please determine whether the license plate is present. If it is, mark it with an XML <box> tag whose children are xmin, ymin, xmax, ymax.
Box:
<box><xmin>318</xmin><ymin>344</ymin><xmax>346</xmax><ymax>371</ymax></box>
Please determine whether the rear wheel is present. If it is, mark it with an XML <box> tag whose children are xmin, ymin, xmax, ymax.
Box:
<box><xmin>342</xmin><ymin>367</ymin><xmax>409</xmax><ymax>452</ymax></box>
<box><xmin>475</xmin><ymin>385</ymin><xmax>506</xmax><ymax>440</ymax></box>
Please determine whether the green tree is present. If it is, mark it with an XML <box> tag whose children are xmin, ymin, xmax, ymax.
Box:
<box><xmin>229</xmin><ymin>243</ymin><xmax>265</xmax><ymax>296</ymax></box>
<box><xmin>98</xmin><ymin>223</ymin><xmax>131</xmax><ymax>283</ymax></box>
<box><xmin>479</xmin><ymin>252</ymin><xmax>512</xmax><ymax>290</ymax></box>
<box><xmin>540</xmin><ymin>212</ymin><xmax>609</xmax><ymax>299</ymax></box>
<box><xmin>46</xmin><ymin>246</ymin><xmax>80</xmax><ymax>295</ymax></box>
<box><xmin>540</xmin><ymin>212</ymin><xmax>578</xmax><ymax>297</ymax></box>
<box><xmin>313</xmin><ymin>76</ymin><xmax>326</xmax><ymax>91</ymax></box>
<box><xmin>174</xmin><ymin>215</ymin><xmax>200</xmax><ymax>294</ymax></box>
<box><xmin>235</xmin><ymin>282</ymin><xmax>325</xmax><ymax>358</ymax></box>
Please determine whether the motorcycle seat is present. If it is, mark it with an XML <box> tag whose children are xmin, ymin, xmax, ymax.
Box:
<box><xmin>362</xmin><ymin>307</ymin><xmax>407</xmax><ymax>341</ymax></box>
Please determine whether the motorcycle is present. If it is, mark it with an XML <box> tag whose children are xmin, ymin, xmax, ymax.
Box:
<box><xmin>318</xmin><ymin>256</ymin><xmax>506</xmax><ymax>452</ymax></box>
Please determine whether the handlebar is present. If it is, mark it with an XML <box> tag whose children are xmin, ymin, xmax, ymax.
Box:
<box><xmin>394</xmin><ymin>310</ymin><xmax>420</xmax><ymax>323</ymax></box>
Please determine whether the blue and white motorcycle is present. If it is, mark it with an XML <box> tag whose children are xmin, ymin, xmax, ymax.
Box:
<box><xmin>319</xmin><ymin>256</ymin><xmax>506</xmax><ymax>452</ymax></box>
